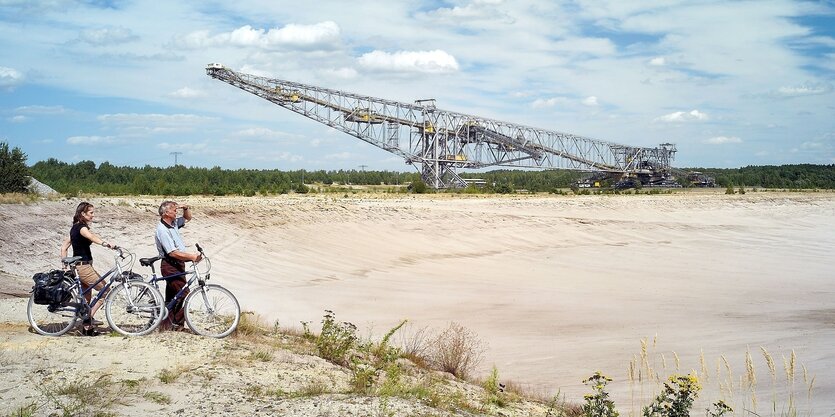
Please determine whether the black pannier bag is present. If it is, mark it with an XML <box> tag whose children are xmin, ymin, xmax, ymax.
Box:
<box><xmin>120</xmin><ymin>271</ymin><xmax>144</xmax><ymax>281</ymax></box>
<box><xmin>32</xmin><ymin>270</ymin><xmax>72</xmax><ymax>305</ymax></box>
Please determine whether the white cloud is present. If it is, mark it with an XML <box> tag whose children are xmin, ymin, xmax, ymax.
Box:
<box><xmin>175</xmin><ymin>22</ymin><xmax>340</xmax><ymax>50</ymax></box>
<box><xmin>78</xmin><ymin>26</ymin><xmax>137</xmax><ymax>45</ymax></box>
<box><xmin>252</xmin><ymin>151</ymin><xmax>303</xmax><ymax>163</ymax></box>
<box><xmin>648</xmin><ymin>56</ymin><xmax>666</xmax><ymax>66</ymax></box>
<box><xmin>9</xmin><ymin>115</ymin><xmax>27</xmax><ymax>123</ymax></box>
<box><xmin>795</xmin><ymin>36</ymin><xmax>835</xmax><ymax>48</ymax></box>
<box><xmin>325</xmin><ymin>152</ymin><xmax>353</xmax><ymax>160</ymax></box>
<box><xmin>235</xmin><ymin>127</ymin><xmax>287</xmax><ymax>138</ymax></box>
<box><xmin>582</xmin><ymin>96</ymin><xmax>599</xmax><ymax>106</ymax></box>
<box><xmin>14</xmin><ymin>105</ymin><xmax>66</xmax><ymax>114</ymax></box>
<box><xmin>704</xmin><ymin>136</ymin><xmax>742</xmax><ymax>145</ymax></box>
<box><xmin>175</xmin><ymin>30</ymin><xmax>212</xmax><ymax>49</ymax></box>
<box><xmin>67</xmin><ymin>135</ymin><xmax>116</xmax><ymax>145</ymax></box>
<box><xmin>264</xmin><ymin>21</ymin><xmax>340</xmax><ymax>48</ymax></box>
<box><xmin>421</xmin><ymin>0</ymin><xmax>515</xmax><ymax>25</ymax></box>
<box><xmin>237</xmin><ymin>65</ymin><xmax>273</xmax><ymax>78</ymax></box>
<box><xmin>0</xmin><ymin>66</ymin><xmax>24</xmax><ymax>90</ymax></box>
<box><xmin>800</xmin><ymin>141</ymin><xmax>824</xmax><ymax>150</ymax></box>
<box><xmin>321</xmin><ymin>67</ymin><xmax>358</xmax><ymax>79</ymax></box>
<box><xmin>771</xmin><ymin>82</ymin><xmax>833</xmax><ymax>98</ymax></box>
<box><xmin>655</xmin><ymin>109</ymin><xmax>709</xmax><ymax>122</ymax></box>
<box><xmin>358</xmin><ymin>50</ymin><xmax>459</xmax><ymax>74</ymax></box>
<box><xmin>168</xmin><ymin>87</ymin><xmax>206</xmax><ymax>99</ymax></box>
<box><xmin>551</xmin><ymin>37</ymin><xmax>616</xmax><ymax>56</ymax></box>
<box><xmin>98</xmin><ymin>113</ymin><xmax>215</xmax><ymax>133</ymax></box>
<box><xmin>156</xmin><ymin>142</ymin><xmax>207</xmax><ymax>151</ymax></box>
<box><xmin>531</xmin><ymin>97</ymin><xmax>572</xmax><ymax>109</ymax></box>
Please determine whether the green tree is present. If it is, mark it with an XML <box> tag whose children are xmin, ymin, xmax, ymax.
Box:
<box><xmin>0</xmin><ymin>141</ymin><xmax>31</xmax><ymax>193</ymax></box>
<box><xmin>295</xmin><ymin>182</ymin><xmax>309</xmax><ymax>194</ymax></box>
<box><xmin>410</xmin><ymin>179</ymin><xmax>427</xmax><ymax>194</ymax></box>
<box><xmin>494</xmin><ymin>181</ymin><xmax>514</xmax><ymax>194</ymax></box>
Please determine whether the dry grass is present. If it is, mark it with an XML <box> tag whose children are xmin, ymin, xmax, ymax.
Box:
<box><xmin>0</xmin><ymin>193</ymin><xmax>39</xmax><ymax>204</ymax></box>
<box><xmin>157</xmin><ymin>365</ymin><xmax>190</xmax><ymax>384</ymax></box>
<box><xmin>233</xmin><ymin>311</ymin><xmax>272</xmax><ymax>340</ymax></box>
<box><xmin>622</xmin><ymin>338</ymin><xmax>816</xmax><ymax>417</ymax></box>
<box><xmin>428</xmin><ymin>322</ymin><xmax>485</xmax><ymax>380</ymax></box>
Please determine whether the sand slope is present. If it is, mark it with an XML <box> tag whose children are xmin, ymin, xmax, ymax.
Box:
<box><xmin>1</xmin><ymin>192</ymin><xmax>833</xmax><ymax>414</ymax></box>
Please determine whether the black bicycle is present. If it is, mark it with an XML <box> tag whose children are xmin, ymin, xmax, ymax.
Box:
<box><xmin>27</xmin><ymin>247</ymin><xmax>165</xmax><ymax>337</ymax></box>
<box><xmin>139</xmin><ymin>244</ymin><xmax>240</xmax><ymax>338</ymax></box>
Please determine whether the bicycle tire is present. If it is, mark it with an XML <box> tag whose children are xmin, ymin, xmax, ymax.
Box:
<box><xmin>105</xmin><ymin>281</ymin><xmax>165</xmax><ymax>337</ymax></box>
<box><xmin>27</xmin><ymin>287</ymin><xmax>81</xmax><ymax>336</ymax></box>
<box><xmin>184</xmin><ymin>284</ymin><xmax>240</xmax><ymax>338</ymax></box>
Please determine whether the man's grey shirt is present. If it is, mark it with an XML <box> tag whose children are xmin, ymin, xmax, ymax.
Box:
<box><xmin>155</xmin><ymin>217</ymin><xmax>186</xmax><ymax>257</ymax></box>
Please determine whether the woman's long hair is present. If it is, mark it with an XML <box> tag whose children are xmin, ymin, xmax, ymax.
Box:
<box><xmin>73</xmin><ymin>202</ymin><xmax>93</xmax><ymax>225</ymax></box>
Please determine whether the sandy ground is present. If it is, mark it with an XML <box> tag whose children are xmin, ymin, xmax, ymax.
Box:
<box><xmin>1</xmin><ymin>191</ymin><xmax>834</xmax><ymax>415</ymax></box>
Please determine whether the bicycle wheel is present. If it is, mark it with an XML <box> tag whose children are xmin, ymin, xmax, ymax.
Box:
<box><xmin>105</xmin><ymin>281</ymin><xmax>165</xmax><ymax>337</ymax></box>
<box><xmin>184</xmin><ymin>284</ymin><xmax>240</xmax><ymax>338</ymax></box>
<box><xmin>27</xmin><ymin>288</ymin><xmax>81</xmax><ymax>336</ymax></box>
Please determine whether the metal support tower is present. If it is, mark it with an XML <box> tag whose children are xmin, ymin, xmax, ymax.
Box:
<box><xmin>206</xmin><ymin>64</ymin><xmax>677</xmax><ymax>189</ymax></box>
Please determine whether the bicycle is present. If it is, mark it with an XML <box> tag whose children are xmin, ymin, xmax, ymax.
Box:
<box><xmin>138</xmin><ymin>243</ymin><xmax>240</xmax><ymax>338</ymax></box>
<box><xmin>27</xmin><ymin>247</ymin><xmax>165</xmax><ymax>337</ymax></box>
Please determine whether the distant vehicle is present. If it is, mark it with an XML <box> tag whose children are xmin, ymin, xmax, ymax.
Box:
<box><xmin>206</xmin><ymin>63</ymin><xmax>223</xmax><ymax>70</ymax></box>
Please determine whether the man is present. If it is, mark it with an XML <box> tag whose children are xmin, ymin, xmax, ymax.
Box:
<box><xmin>155</xmin><ymin>200</ymin><xmax>202</xmax><ymax>329</ymax></box>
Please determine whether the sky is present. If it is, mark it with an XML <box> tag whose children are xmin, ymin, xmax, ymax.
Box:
<box><xmin>1</xmin><ymin>0</ymin><xmax>834</xmax><ymax>172</ymax></box>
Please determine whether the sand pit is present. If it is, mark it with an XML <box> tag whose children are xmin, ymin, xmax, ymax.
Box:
<box><xmin>1</xmin><ymin>191</ymin><xmax>833</xmax><ymax>414</ymax></box>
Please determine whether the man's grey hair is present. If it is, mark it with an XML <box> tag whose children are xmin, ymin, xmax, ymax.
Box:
<box><xmin>159</xmin><ymin>200</ymin><xmax>177</xmax><ymax>217</ymax></box>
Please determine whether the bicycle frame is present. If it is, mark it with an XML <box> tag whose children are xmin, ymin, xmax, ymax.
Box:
<box><xmin>137</xmin><ymin>244</ymin><xmax>239</xmax><ymax>337</ymax></box>
<box><xmin>62</xmin><ymin>249</ymin><xmax>134</xmax><ymax>319</ymax></box>
<box><xmin>145</xmin><ymin>251</ymin><xmax>211</xmax><ymax>312</ymax></box>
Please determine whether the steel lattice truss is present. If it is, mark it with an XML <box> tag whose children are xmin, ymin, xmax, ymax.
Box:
<box><xmin>207</xmin><ymin>65</ymin><xmax>676</xmax><ymax>188</ymax></box>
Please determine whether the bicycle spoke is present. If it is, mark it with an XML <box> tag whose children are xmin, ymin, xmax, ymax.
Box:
<box><xmin>106</xmin><ymin>281</ymin><xmax>164</xmax><ymax>337</ymax></box>
<box><xmin>184</xmin><ymin>284</ymin><xmax>240</xmax><ymax>338</ymax></box>
<box><xmin>27</xmin><ymin>292</ymin><xmax>80</xmax><ymax>336</ymax></box>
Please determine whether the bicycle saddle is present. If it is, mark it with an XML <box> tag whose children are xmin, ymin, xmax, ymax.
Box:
<box><xmin>139</xmin><ymin>256</ymin><xmax>162</xmax><ymax>267</ymax></box>
<box><xmin>61</xmin><ymin>256</ymin><xmax>83</xmax><ymax>264</ymax></box>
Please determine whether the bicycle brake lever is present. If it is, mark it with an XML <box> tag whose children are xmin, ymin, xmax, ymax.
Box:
<box><xmin>196</xmin><ymin>243</ymin><xmax>203</xmax><ymax>253</ymax></box>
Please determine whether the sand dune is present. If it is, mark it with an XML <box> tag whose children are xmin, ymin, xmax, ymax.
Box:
<box><xmin>2</xmin><ymin>191</ymin><xmax>833</xmax><ymax>413</ymax></box>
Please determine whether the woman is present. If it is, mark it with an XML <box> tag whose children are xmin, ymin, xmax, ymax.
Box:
<box><xmin>60</xmin><ymin>202</ymin><xmax>115</xmax><ymax>336</ymax></box>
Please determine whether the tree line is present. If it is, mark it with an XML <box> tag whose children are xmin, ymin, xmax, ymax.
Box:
<box><xmin>3</xmin><ymin>142</ymin><xmax>835</xmax><ymax>195</ymax></box>
<box><xmin>695</xmin><ymin>165</ymin><xmax>835</xmax><ymax>189</ymax></box>
<box><xmin>29</xmin><ymin>158</ymin><xmax>424</xmax><ymax>196</ymax></box>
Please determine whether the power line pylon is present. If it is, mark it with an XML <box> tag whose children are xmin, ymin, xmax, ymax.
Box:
<box><xmin>170</xmin><ymin>151</ymin><xmax>182</xmax><ymax>166</ymax></box>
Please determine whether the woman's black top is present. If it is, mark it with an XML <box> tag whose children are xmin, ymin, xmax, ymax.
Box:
<box><xmin>70</xmin><ymin>223</ymin><xmax>93</xmax><ymax>261</ymax></box>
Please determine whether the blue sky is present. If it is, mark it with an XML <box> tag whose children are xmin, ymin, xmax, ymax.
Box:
<box><xmin>1</xmin><ymin>0</ymin><xmax>833</xmax><ymax>171</ymax></box>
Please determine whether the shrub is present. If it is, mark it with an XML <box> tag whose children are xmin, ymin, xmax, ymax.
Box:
<box><xmin>483</xmin><ymin>366</ymin><xmax>508</xmax><ymax>407</ymax></box>
<box><xmin>316</xmin><ymin>310</ymin><xmax>357</xmax><ymax>365</ymax></box>
<box><xmin>582</xmin><ymin>372</ymin><xmax>618</xmax><ymax>417</ymax></box>
<box><xmin>410</xmin><ymin>179</ymin><xmax>428</xmax><ymax>194</ymax></box>
<box><xmin>429</xmin><ymin>322</ymin><xmax>485</xmax><ymax>379</ymax></box>
<box><xmin>350</xmin><ymin>320</ymin><xmax>407</xmax><ymax>394</ymax></box>
<box><xmin>642</xmin><ymin>374</ymin><xmax>700</xmax><ymax>417</ymax></box>
<box><xmin>396</xmin><ymin>323</ymin><xmax>433</xmax><ymax>367</ymax></box>
<box><xmin>706</xmin><ymin>400</ymin><xmax>733</xmax><ymax>417</ymax></box>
